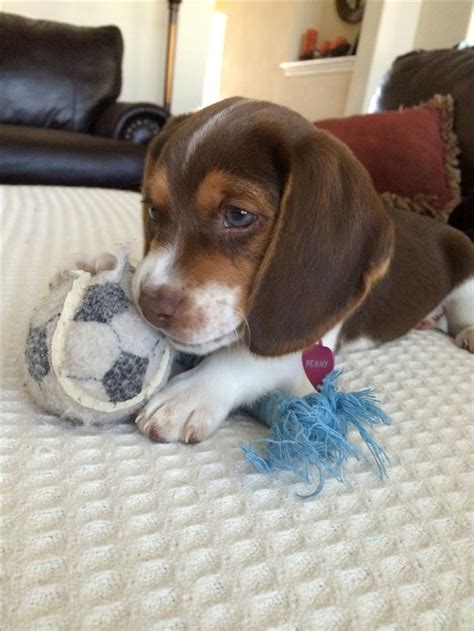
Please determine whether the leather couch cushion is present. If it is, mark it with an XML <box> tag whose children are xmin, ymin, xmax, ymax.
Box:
<box><xmin>0</xmin><ymin>124</ymin><xmax>146</xmax><ymax>190</ymax></box>
<box><xmin>374</xmin><ymin>47</ymin><xmax>474</xmax><ymax>196</ymax></box>
<box><xmin>0</xmin><ymin>13</ymin><xmax>123</xmax><ymax>133</ymax></box>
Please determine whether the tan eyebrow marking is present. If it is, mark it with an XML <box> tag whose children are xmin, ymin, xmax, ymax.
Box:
<box><xmin>195</xmin><ymin>169</ymin><xmax>276</xmax><ymax>217</ymax></box>
<box><xmin>147</xmin><ymin>166</ymin><xmax>170</xmax><ymax>209</ymax></box>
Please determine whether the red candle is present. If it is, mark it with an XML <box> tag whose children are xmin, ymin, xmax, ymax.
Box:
<box><xmin>300</xmin><ymin>28</ymin><xmax>318</xmax><ymax>59</ymax></box>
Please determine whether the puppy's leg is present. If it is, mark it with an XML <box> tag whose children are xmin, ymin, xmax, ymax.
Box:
<box><xmin>443</xmin><ymin>277</ymin><xmax>474</xmax><ymax>352</ymax></box>
<box><xmin>49</xmin><ymin>253</ymin><xmax>117</xmax><ymax>289</ymax></box>
<box><xmin>136</xmin><ymin>344</ymin><xmax>308</xmax><ymax>444</ymax></box>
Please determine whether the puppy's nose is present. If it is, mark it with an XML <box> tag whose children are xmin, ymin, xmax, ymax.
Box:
<box><xmin>139</xmin><ymin>284</ymin><xmax>183</xmax><ymax>325</ymax></box>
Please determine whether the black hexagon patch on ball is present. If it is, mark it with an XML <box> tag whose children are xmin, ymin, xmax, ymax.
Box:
<box><xmin>74</xmin><ymin>283</ymin><xmax>130</xmax><ymax>324</ymax></box>
<box><xmin>25</xmin><ymin>326</ymin><xmax>50</xmax><ymax>382</ymax></box>
<box><xmin>102</xmin><ymin>351</ymin><xmax>149</xmax><ymax>403</ymax></box>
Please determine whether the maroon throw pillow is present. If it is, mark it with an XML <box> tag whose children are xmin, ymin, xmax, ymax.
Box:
<box><xmin>315</xmin><ymin>95</ymin><xmax>461</xmax><ymax>221</ymax></box>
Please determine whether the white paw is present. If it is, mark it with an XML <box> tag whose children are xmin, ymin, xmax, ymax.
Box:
<box><xmin>49</xmin><ymin>252</ymin><xmax>117</xmax><ymax>290</ymax></box>
<box><xmin>455</xmin><ymin>325</ymin><xmax>474</xmax><ymax>353</ymax></box>
<box><xmin>136</xmin><ymin>372</ymin><xmax>230</xmax><ymax>444</ymax></box>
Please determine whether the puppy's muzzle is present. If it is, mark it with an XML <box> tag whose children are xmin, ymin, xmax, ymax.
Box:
<box><xmin>139</xmin><ymin>285</ymin><xmax>183</xmax><ymax>328</ymax></box>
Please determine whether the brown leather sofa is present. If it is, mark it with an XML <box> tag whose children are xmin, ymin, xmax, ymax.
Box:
<box><xmin>374</xmin><ymin>46</ymin><xmax>474</xmax><ymax>238</ymax></box>
<box><xmin>0</xmin><ymin>13</ymin><xmax>170</xmax><ymax>190</ymax></box>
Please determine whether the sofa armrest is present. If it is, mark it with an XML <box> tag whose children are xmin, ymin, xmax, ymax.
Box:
<box><xmin>94</xmin><ymin>101</ymin><xmax>170</xmax><ymax>145</ymax></box>
<box><xmin>0</xmin><ymin>123</ymin><xmax>146</xmax><ymax>190</ymax></box>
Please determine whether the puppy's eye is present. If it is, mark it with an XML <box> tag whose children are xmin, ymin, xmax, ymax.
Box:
<box><xmin>148</xmin><ymin>205</ymin><xmax>160</xmax><ymax>221</ymax></box>
<box><xmin>224</xmin><ymin>206</ymin><xmax>256</xmax><ymax>229</ymax></box>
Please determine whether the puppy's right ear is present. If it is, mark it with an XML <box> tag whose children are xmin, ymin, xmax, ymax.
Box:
<box><xmin>142</xmin><ymin>114</ymin><xmax>191</xmax><ymax>251</ymax></box>
<box><xmin>143</xmin><ymin>114</ymin><xmax>191</xmax><ymax>181</ymax></box>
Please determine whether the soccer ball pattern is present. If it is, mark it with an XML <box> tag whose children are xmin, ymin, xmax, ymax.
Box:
<box><xmin>24</xmin><ymin>253</ymin><xmax>173</xmax><ymax>424</ymax></box>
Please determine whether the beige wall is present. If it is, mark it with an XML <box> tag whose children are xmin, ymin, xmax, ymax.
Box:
<box><xmin>2</xmin><ymin>0</ymin><xmax>213</xmax><ymax>114</ymax></box>
<box><xmin>468</xmin><ymin>7</ymin><xmax>474</xmax><ymax>43</ymax></box>
<box><xmin>218</xmin><ymin>2</ymin><xmax>294</xmax><ymax>105</ymax></box>
<box><xmin>5</xmin><ymin>0</ymin><xmax>471</xmax><ymax>120</ymax></box>
<box><xmin>173</xmin><ymin>0</ymin><xmax>214</xmax><ymax>112</ymax></box>
<box><xmin>347</xmin><ymin>0</ymin><xmax>473</xmax><ymax>115</ymax></box>
<box><xmin>217</xmin><ymin>0</ymin><xmax>359</xmax><ymax>120</ymax></box>
<box><xmin>414</xmin><ymin>0</ymin><xmax>473</xmax><ymax>49</ymax></box>
<box><xmin>218</xmin><ymin>0</ymin><xmax>474</xmax><ymax>118</ymax></box>
<box><xmin>346</xmin><ymin>0</ymin><xmax>423</xmax><ymax>114</ymax></box>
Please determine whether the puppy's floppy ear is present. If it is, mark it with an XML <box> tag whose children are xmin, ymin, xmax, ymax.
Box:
<box><xmin>246</xmin><ymin>129</ymin><xmax>394</xmax><ymax>356</ymax></box>
<box><xmin>142</xmin><ymin>114</ymin><xmax>191</xmax><ymax>250</ymax></box>
<box><xmin>142</xmin><ymin>113</ymin><xmax>191</xmax><ymax>182</ymax></box>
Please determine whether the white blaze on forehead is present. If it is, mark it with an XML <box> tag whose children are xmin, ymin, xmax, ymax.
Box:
<box><xmin>184</xmin><ymin>100</ymin><xmax>246</xmax><ymax>166</ymax></box>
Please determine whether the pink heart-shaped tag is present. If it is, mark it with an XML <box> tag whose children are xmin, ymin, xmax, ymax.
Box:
<box><xmin>302</xmin><ymin>343</ymin><xmax>334</xmax><ymax>390</ymax></box>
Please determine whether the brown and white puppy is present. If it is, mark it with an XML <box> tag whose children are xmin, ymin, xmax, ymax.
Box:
<box><xmin>83</xmin><ymin>97</ymin><xmax>474</xmax><ymax>443</ymax></box>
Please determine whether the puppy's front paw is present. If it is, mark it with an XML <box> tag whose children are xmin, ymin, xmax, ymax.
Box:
<box><xmin>136</xmin><ymin>374</ymin><xmax>230</xmax><ymax>444</ymax></box>
<box><xmin>49</xmin><ymin>252</ymin><xmax>117</xmax><ymax>290</ymax></box>
<box><xmin>455</xmin><ymin>325</ymin><xmax>474</xmax><ymax>353</ymax></box>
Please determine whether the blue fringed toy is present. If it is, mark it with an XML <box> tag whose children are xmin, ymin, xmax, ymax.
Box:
<box><xmin>243</xmin><ymin>370</ymin><xmax>390</xmax><ymax>498</ymax></box>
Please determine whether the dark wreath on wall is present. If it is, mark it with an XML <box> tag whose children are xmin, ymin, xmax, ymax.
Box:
<box><xmin>336</xmin><ymin>0</ymin><xmax>366</xmax><ymax>24</ymax></box>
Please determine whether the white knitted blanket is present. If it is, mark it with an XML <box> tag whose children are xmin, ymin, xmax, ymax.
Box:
<box><xmin>2</xmin><ymin>185</ymin><xmax>473</xmax><ymax>630</ymax></box>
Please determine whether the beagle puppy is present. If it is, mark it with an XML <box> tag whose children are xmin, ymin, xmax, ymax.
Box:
<box><xmin>129</xmin><ymin>98</ymin><xmax>474</xmax><ymax>443</ymax></box>
<box><xmin>75</xmin><ymin>98</ymin><xmax>474</xmax><ymax>444</ymax></box>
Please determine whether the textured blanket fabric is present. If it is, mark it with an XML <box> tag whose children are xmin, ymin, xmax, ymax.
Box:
<box><xmin>1</xmin><ymin>185</ymin><xmax>473</xmax><ymax>630</ymax></box>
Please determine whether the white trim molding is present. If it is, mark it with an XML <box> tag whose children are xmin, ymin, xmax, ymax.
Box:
<box><xmin>279</xmin><ymin>55</ymin><xmax>356</xmax><ymax>77</ymax></box>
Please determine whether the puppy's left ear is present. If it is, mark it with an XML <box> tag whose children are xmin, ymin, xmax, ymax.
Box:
<box><xmin>246</xmin><ymin>130</ymin><xmax>394</xmax><ymax>356</ymax></box>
